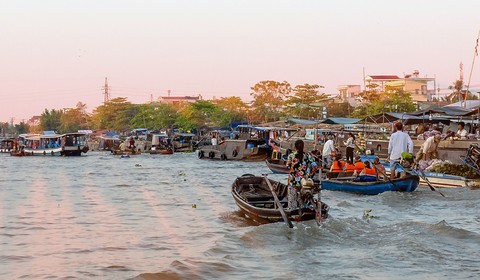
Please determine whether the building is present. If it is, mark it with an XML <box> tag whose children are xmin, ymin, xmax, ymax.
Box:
<box><xmin>365</xmin><ymin>70</ymin><xmax>436</xmax><ymax>102</ymax></box>
<box><xmin>337</xmin><ymin>84</ymin><xmax>362</xmax><ymax>106</ymax></box>
<box><xmin>157</xmin><ymin>90</ymin><xmax>202</xmax><ymax>105</ymax></box>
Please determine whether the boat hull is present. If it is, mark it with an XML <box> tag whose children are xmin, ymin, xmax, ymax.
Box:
<box><xmin>265</xmin><ymin>158</ymin><xmax>289</xmax><ymax>174</ymax></box>
<box><xmin>231</xmin><ymin>175</ymin><xmax>328</xmax><ymax>225</ymax></box>
<box><xmin>321</xmin><ymin>175</ymin><xmax>419</xmax><ymax>195</ymax></box>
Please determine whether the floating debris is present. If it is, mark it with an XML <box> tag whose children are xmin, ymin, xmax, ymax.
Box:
<box><xmin>178</xmin><ymin>171</ymin><xmax>185</xmax><ymax>176</ymax></box>
<box><xmin>192</xmin><ymin>204</ymin><xmax>197</xmax><ymax>208</ymax></box>
<box><xmin>363</xmin><ymin>209</ymin><xmax>379</xmax><ymax>219</ymax></box>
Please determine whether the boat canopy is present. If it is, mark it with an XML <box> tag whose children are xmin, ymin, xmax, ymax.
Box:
<box><xmin>320</xmin><ymin>117</ymin><xmax>362</xmax><ymax>125</ymax></box>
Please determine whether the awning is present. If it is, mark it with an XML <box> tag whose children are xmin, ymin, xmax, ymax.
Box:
<box><xmin>320</xmin><ymin>117</ymin><xmax>362</xmax><ymax>125</ymax></box>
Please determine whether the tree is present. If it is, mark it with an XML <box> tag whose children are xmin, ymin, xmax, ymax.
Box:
<box><xmin>212</xmin><ymin>96</ymin><xmax>248</xmax><ymax>126</ymax></box>
<box><xmin>176</xmin><ymin>100</ymin><xmax>221</xmax><ymax>131</ymax></box>
<box><xmin>58</xmin><ymin>102</ymin><xmax>90</xmax><ymax>133</ymax></box>
<box><xmin>284</xmin><ymin>84</ymin><xmax>328</xmax><ymax>119</ymax></box>
<box><xmin>40</xmin><ymin>109</ymin><xmax>63</xmax><ymax>132</ymax></box>
<box><xmin>90</xmin><ymin>97</ymin><xmax>135</xmax><ymax>131</ymax></box>
<box><xmin>358</xmin><ymin>83</ymin><xmax>381</xmax><ymax>103</ymax></box>
<box><xmin>250</xmin><ymin>80</ymin><xmax>292</xmax><ymax>123</ymax></box>
<box><xmin>130</xmin><ymin>102</ymin><xmax>178</xmax><ymax>130</ymax></box>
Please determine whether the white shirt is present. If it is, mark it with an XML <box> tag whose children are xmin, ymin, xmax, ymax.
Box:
<box><xmin>344</xmin><ymin>137</ymin><xmax>355</xmax><ymax>148</ymax></box>
<box><xmin>388</xmin><ymin>130</ymin><xmax>413</xmax><ymax>161</ymax></box>
<box><xmin>211</xmin><ymin>137</ymin><xmax>218</xmax><ymax>146</ymax></box>
<box><xmin>322</xmin><ymin>139</ymin><xmax>335</xmax><ymax>156</ymax></box>
<box><xmin>456</xmin><ymin>129</ymin><xmax>467</xmax><ymax>139</ymax></box>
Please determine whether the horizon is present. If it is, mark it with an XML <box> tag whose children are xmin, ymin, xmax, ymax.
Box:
<box><xmin>1</xmin><ymin>1</ymin><xmax>480</xmax><ymax>123</ymax></box>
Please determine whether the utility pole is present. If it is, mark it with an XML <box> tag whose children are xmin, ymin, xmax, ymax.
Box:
<box><xmin>102</xmin><ymin>77</ymin><xmax>110</xmax><ymax>102</ymax></box>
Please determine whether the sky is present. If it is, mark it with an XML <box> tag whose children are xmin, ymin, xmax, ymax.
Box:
<box><xmin>1</xmin><ymin>0</ymin><xmax>480</xmax><ymax>123</ymax></box>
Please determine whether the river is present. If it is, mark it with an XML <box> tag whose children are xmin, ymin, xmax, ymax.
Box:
<box><xmin>0</xmin><ymin>152</ymin><xmax>479</xmax><ymax>279</ymax></box>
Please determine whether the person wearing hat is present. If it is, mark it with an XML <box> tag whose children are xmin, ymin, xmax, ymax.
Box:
<box><xmin>415</xmin><ymin>133</ymin><xmax>441</xmax><ymax>161</ymax></box>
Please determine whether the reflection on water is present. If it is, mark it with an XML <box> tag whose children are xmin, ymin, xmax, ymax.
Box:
<box><xmin>0</xmin><ymin>152</ymin><xmax>479</xmax><ymax>279</ymax></box>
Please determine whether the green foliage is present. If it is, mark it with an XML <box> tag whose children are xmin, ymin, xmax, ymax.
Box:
<box><xmin>91</xmin><ymin>97</ymin><xmax>135</xmax><ymax>131</ymax></box>
<box><xmin>429</xmin><ymin>162</ymin><xmax>480</xmax><ymax>179</ymax></box>
<box><xmin>250</xmin><ymin>80</ymin><xmax>292</xmax><ymax>123</ymax></box>
<box><xmin>176</xmin><ymin>100</ymin><xmax>222</xmax><ymax>131</ymax></box>
<box><xmin>58</xmin><ymin>102</ymin><xmax>89</xmax><ymax>133</ymax></box>
<box><xmin>40</xmin><ymin>109</ymin><xmax>63</xmax><ymax>132</ymax></box>
<box><xmin>130</xmin><ymin>102</ymin><xmax>178</xmax><ymax>130</ymax></box>
<box><xmin>327</xmin><ymin>102</ymin><xmax>352</xmax><ymax>118</ymax></box>
<box><xmin>285</xmin><ymin>84</ymin><xmax>328</xmax><ymax>118</ymax></box>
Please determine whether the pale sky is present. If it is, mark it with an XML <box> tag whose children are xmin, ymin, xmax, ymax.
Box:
<box><xmin>1</xmin><ymin>0</ymin><xmax>480</xmax><ymax>123</ymax></box>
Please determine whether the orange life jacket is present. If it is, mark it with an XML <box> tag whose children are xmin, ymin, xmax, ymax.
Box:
<box><xmin>330</xmin><ymin>160</ymin><xmax>345</xmax><ymax>172</ymax></box>
<box><xmin>344</xmin><ymin>163</ymin><xmax>355</xmax><ymax>172</ymax></box>
<box><xmin>363</xmin><ymin>167</ymin><xmax>377</xmax><ymax>175</ymax></box>
<box><xmin>354</xmin><ymin>161</ymin><xmax>365</xmax><ymax>173</ymax></box>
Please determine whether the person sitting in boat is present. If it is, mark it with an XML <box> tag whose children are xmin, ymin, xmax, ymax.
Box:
<box><xmin>344</xmin><ymin>160</ymin><xmax>356</xmax><ymax>173</ymax></box>
<box><xmin>415</xmin><ymin>134</ymin><xmax>441</xmax><ymax>162</ymax></box>
<box><xmin>354</xmin><ymin>155</ymin><xmax>365</xmax><ymax>174</ymax></box>
<box><xmin>329</xmin><ymin>154</ymin><xmax>345</xmax><ymax>173</ymax></box>
<box><xmin>360</xmin><ymin>161</ymin><xmax>377</xmax><ymax>176</ymax></box>
<box><xmin>456</xmin><ymin>122</ymin><xmax>468</xmax><ymax>140</ymax></box>
<box><xmin>286</xmin><ymin>139</ymin><xmax>318</xmax><ymax>210</ymax></box>
<box><xmin>373</xmin><ymin>157</ymin><xmax>387</xmax><ymax>180</ymax></box>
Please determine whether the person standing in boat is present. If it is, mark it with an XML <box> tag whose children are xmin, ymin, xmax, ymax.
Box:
<box><xmin>286</xmin><ymin>139</ymin><xmax>318</xmax><ymax>210</ymax></box>
<box><xmin>211</xmin><ymin>135</ymin><xmax>218</xmax><ymax>146</ymax></box>
<box><xmin>388</xmin><ymin>122</ymin><xmax>413</xmax><ymax>180</ymax></box>
<box><xmin>343</xmin><ymin>132</ymin><xmax>355</xmax><ymax>163</ymax></box>
<box><xmin>322</xmin><ymin>134</ymin><xmax>335</xmax><ymax>168</ymax></box>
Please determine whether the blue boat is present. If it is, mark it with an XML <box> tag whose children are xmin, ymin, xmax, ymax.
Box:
<box><xmin>321</xmin><ymin>174</ymin><xmax>419</xmax><ymax>195</ymax></box>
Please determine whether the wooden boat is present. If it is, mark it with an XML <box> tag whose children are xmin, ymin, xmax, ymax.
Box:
<box><xmin>197</xmin><ymin>139</ymin><xmax>270</xmax><ymax>161</ymax></box>
<box><xmin>231</xmin><ymin>174</ymin><xmax>329</xmax><ymax>224</ymax></box>
<box><xmin>149</xmin><ymin>148</ymin><xmax>174</xmax><ymax>155</ymax></box>
<box><xmin>265</xmin><ymin>157</ymin><xmax>289</xmax><ymax>174</ymax></box>
<box><xmin>61</xmin><ymin>132</ymin><xmax>89</xmax><ymax>156</ymax></box>
<box><xmin>321</xmin><ymin>174</ymin><xmax>420</xmax><ymax>195</ymax></box>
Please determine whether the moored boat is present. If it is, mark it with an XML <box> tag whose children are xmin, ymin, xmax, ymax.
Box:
<box><xmin>231</xmin><ymin>174</ymin><xmax>329</xmax><ymax>225</ymax></box>
<box><xmin>265</xmin><ymin>157</ymin><xmax>289</xmax><ymax>174</ymax></box>
<box><xmin>61</xmin><ymin>132</ymin><xmax>89</xmax><ymax>156</ymax></box>
<box><xmin>197</xmin><ymin>139</ymin><xmax>270</xmax><ymax>161</ymax></box>
<box><xmin>24</xmin><ymin>133</ymin><xmax>63</xmax><ymax>156</ymax></box>
<box><xmin>321</xmin><ymin>174</ymin><xmax>419</xmax><ymax>195</ymax></box>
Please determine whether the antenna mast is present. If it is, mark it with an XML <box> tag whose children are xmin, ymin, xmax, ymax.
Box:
<box><xmin>102</xmin><ymin>77</ymin><xmax>110</xmax><ymax>102</ymax></box>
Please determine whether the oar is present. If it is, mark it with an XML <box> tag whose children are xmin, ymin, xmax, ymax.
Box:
<box><xmin>366</xmin><ymin>157</ymin><xmax>399</xmax><ymax>190</ymax></box>
<box><xmin>396</xmin><ymin>163</ymin><xmax>446</xmax><ymax>197</ymax></box>
<box><xmin>315</xmin><ymin>163</ymin><xmax>323</xmax><ymax>225</ymax></box>
<box><xmin>262</xmin><ymin>174</ymin><xmax>294</xmax><ymax>228</ymax></box>
<box><xmin>417</xmin><ymin>169</ymin><xmax>446</xmax><ymax>197</ymax></box>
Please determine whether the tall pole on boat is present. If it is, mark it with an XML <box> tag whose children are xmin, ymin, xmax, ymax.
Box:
<box><xmin>465</xmin><ymin>30</ymin><xmax>480</xmax><ymax>108</ymax></box>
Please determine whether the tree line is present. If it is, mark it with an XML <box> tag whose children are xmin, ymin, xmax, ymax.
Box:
<box><xmin>2</xmin><ymin>79</ymin><xmax>475</xmax><ymax>136</ymax></box>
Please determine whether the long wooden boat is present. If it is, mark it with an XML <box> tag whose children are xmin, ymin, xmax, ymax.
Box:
<box><xmin>321</xmin><ymin>174</ymin><xmax>419</xmax><ymax>195</ymax></box>
<box><xmin>231</xmin><ymin>174</ymin><xmax>329</xmax><ymax>224</ymax></box>
<box><xmin>265</xmin><ymin>158</ymin><xmax>289</xmax><ymax>174</ymax></box>
<box><xmin>360</xmin><ymin>155</ymin><xmax>470</xmax><ymax>189</ymax></box>
<box><xmin>197</xmin><ymin>139</ymin><xmax>270</xmax><ymax>161</ymax></box>
<box><xmin>149</xmin><ymin>148</ymin><xmax>174</xmax><ymax>155</ymax></box>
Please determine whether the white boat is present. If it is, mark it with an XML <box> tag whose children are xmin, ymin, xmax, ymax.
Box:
<box><xmin>23</xmin><ymin>132</ymin><xmax>89</xmax><ymax>156</ymax></box>
<box><xmin>24</xmin><ymin>133</ymin><xmax>63</xmax><ymax>156</ymax></box>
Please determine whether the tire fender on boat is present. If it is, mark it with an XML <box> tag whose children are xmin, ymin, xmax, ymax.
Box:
<box><xmin>220</xmin><ymin>154</ymin><xmax>227</xmax><ymax>160</ymax></box>
<box><xmin>232</xmin><ymin>149</ymin><xmax>238</xmax><ymax>157</ymax></box>
<box><xmin>198</xmin><ymin>151</ymin><xmax>204</xmax><ymax>159</ymax></box>
<box><xmin>208</xmin><ymin>151</ymin><xmax>215</xmax><ymax>159</ymax></box>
